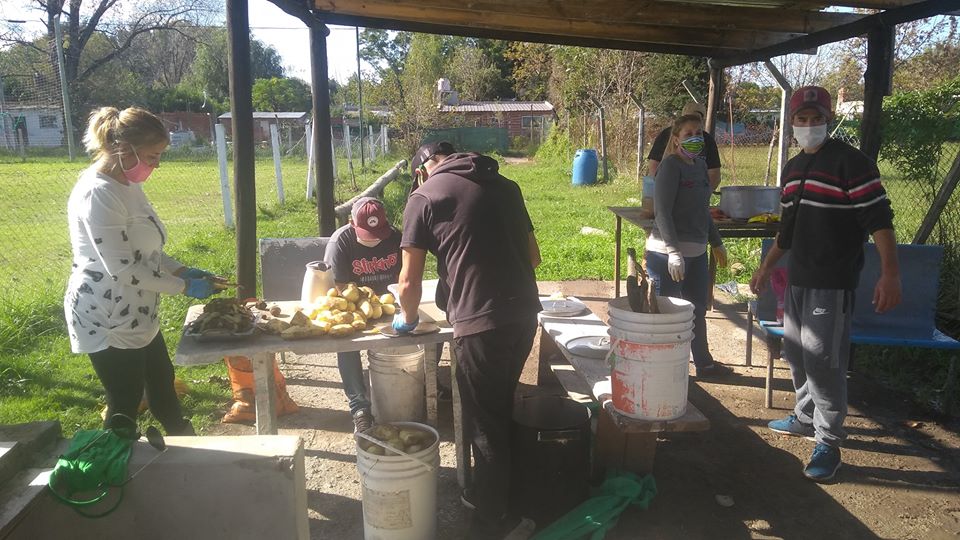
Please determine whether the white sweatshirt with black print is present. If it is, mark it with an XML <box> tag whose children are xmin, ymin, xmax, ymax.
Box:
<box><xmin>64</xmin><ymin>168</ymin><xmax>186</xmax><ymax>353</ymax></box>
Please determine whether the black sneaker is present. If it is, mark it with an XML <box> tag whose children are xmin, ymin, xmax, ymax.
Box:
<box><xmin>352</xmin><ymin>409</ymin><xmax>374</xmax><ymax>433</ymax></box>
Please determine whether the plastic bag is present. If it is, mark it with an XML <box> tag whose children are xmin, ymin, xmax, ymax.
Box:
<box><xmin>47</xmin><ymin>428</ymin><xmax>134</xmax><ymax>517</ymax></box>
<box><xmin>769</xmin><ymin>267</ymin><xmax>788</xmax><ymax>323</ymax></box>
<box><xmin>531</xmin><ymin>472</ymin><xmax>657</xmax><ymax>540</ymax></box>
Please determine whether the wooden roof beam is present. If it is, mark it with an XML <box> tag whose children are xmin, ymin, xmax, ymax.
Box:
<box><xmin>689</xmin><ymin>0</ymin><xmax>921</xmax><ymax>9</ymax></box>
<box><xmin>312</xmin><ymin>0</ymin><xmax>804</xmax><ymax>50</ymax></box>
<box><xmin>712</xmin><ymin>0</ymin><xmax>959</xmax><ymax>66</ymax></box>
<box><xmin>314</xmin><ymin>11</ymin><xmax>737</xmax><ymax>57</ymax></box>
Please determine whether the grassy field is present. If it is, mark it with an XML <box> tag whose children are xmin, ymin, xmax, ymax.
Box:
<box><xmin>0</xmin><ymin>144</ymin><xmax>956</xmax><ymax>434</ymax></box>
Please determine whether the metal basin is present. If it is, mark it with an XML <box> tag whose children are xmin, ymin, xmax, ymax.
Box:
<box><xmin>719</xmin><ymin>186</ymin><xmax>782</xmax><ymax>220</ymax></box>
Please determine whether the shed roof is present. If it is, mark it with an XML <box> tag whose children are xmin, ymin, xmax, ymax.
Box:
<box><xmin>219</xmin><ymin>112</ymin><xmax>309</xmax><ymax>121</ymax></box>
<box><xmin>309</xmin><ymin>0</ymin><xmax>955</xmax><ymax>65</ymax></box>
<box><xmin>439</xmin><ymin>101</ymin><xmax>555</xmax><ymax>113</ymax></box>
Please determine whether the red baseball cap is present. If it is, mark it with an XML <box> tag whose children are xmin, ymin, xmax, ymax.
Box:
<box><xmin>789</xmin><ymin>86</ymin><xmax>833</xmax><ymax>119</ymax></box>
<box><xmin>351</xmin><ymin>197</ymin><xmax>391</xmax><ymax>241</ymax></box>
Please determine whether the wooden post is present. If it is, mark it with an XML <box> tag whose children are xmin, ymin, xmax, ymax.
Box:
<box><xmin>215</xmin><ymin>123</ymin><xmax>234</xmax><ymax>228</ymax></box>
<box><xmin>591</xmin><ymin>98</ymin><xmax>608</xmax><ymax>183</ymax></box>
<box><xmin>631</xmin><ymin>94</ymin><xmax>645</xmax><ymax>182</ymax></box>
<box><xmin>310</xmin><ymin>21</ymin><xmax>336</xmax><ymax>236</ymax></box>
<box><xmin>705</xmin><ymin>64</ymin><xmax>723</xmax><ymax>136</ymax></box>
<box><xmin>764</xmin><ymin>60</ymin><xmax>792</xmax><ymax>186</ymax></box>
<box><xmin>860</xmin><ymin>24</ymin><xmax>894</xmax><ymax>160</ymax></box>
<box><xmin>227</xmin><ymin>0</ymin><xmax>257</xmax><ymax>300</ymax></box>
<box><xmin>270</xmin><ymin>122</ymin><xmax>285</xmax><ymax>204</ymax></box>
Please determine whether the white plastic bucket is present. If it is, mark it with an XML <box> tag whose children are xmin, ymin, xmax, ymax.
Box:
<box><xmin>607</xmin><ymin>325</ymin><xmax>695</xmax><ymax>344</ymax></box>
<box><xmin>609</xmin><ymin>332</ymin><xmax>692</xmax><ymax>421</ymax></box>
<box><xmin>607</xmin><ymin>316</ymin><xmax>694</xmax><ymax>335</ymax></box>
<box><xmin>607</xmin><ymin>296</ymin><xmax>694</xmax><ymax>324</ymax></box>
<box><xmin>357</xmin><ymin>422</ymin><xmax>440</xmax><ymax>540</ymax></box>
<box><xmin>369</xmin><ymin>346</ymin><xmax>425</xmax><ymax>423</ymax></box>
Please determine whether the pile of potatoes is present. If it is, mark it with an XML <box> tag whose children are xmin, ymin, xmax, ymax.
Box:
<box><xmin>358</xmin><ymin>423</ymin><xmax>435</xmax><ymax>456</ymax></box>
<box><xmin>307</xmin><ymin>283</ymin><xmax>397</xmax><ymax>338</ymax></box>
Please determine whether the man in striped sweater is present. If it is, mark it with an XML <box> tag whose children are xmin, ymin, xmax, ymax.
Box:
<box><xmin>750</xmin><ymin>86</ymin><xmax>901</xmax><ymax>482</ymax></box>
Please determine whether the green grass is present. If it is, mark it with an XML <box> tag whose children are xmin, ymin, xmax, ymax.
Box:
<box><xmin>1</xmin><ymin>146</ymin><xmax>958</xmax><ymax>433</ymax></box>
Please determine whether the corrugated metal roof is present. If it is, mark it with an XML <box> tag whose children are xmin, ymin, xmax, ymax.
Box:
<box><xmin>218</xmin><ymin>112</ymin><xmax>308</xmax><ymax>120</ymax></box>
<box><xmin>439</xmin><ymin>101</ymin><xmax>555</xmax><ymax>113</ymax></box>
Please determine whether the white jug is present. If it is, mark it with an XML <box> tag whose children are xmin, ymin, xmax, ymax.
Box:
<box><xmin>301</xmin><ymin>260</ymin><xmax>334</xmax><ymax>304</ymax></box>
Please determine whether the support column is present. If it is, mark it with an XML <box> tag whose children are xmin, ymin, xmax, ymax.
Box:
<box><xmin>705</xmin><ymin>63</ymin><xmax>724</xmax><ymax>136</ymax></box>
<box><xmin>860</xmin><ymin>24</ymin><xmax>894</xmax><ymax>160</ymax></box>
<box><xmin>310</xmin><ymin>21</ymin><xmax>337</xmax><ymax>236</ymax></box>
<box><xmin>227</xmin><ymin>0</ymin><xmax>257</xmax><ymax>299</ymax></box>
<box><xmin>764</xmin><ymin>60</ymin><xmax>793</xmax><ymax>186</ymax></box>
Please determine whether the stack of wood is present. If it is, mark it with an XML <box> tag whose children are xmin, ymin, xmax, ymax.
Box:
<box><xmin>625</xmin><ymin>248</ymin><xmax>659</xmax><ymax>314</ymax></box>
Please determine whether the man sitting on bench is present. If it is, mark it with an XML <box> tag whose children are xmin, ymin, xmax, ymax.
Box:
<box><xmin>749</xmin><ymin>86</ymin><xmax>902</xmax><ymax>483</ymax></box>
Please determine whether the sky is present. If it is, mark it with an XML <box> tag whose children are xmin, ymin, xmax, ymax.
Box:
<box><xmin>0</xmin><ymin>0</ymin><xmax>371</xmax><ymax>85</ymax></box>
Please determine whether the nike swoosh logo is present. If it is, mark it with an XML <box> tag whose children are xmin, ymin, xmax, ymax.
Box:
<box><xmin>812</xmin><ymin>308</ymin><xmax>829</xmax><ymax>315</ymax></box>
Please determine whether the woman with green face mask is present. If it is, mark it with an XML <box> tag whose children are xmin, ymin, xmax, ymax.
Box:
<box><xmin>644</xmin><ymin>114</ymin><xmax>731</xmax><ymax>378</ymax></box>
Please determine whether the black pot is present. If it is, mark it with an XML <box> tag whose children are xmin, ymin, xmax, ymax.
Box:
<box><xmin>510</xmin><ymin>395</ymin><xmax>592</xmax><ymax>526</ymax></box>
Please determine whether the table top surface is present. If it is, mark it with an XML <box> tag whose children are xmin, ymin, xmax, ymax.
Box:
<box><xmin>539</xmin><ymin>306</ymin><xmax>709</xmax><ymax>433</ymax></box>
<box><xmin>175</xmin><ymin>300</ymin><xmax>453</xmax><ymax>366</ymax></box>
<box><xmin>608</xmin><ymin>206</ymin><xmax>779</xmax><ymax>235</ymax></box>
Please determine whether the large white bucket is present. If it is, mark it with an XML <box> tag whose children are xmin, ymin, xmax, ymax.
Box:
<box><xmin>608</xmin><ymin>296</ymin><xmax>694</xmax><ymax>324</ymax></box>
<box><xmin>369</xmin><ymin>346</ymin><xmax>426</xmax><ymax>423</ymax></box>
<box><xmin>609</xmin><ymin>333</ymin><xmax>692</xmax><ymax>421</ymax></box>
<box><xmin>357</xmin><ymin>422</ymin><xmax>440</xmax><ymax>540</ymax></box>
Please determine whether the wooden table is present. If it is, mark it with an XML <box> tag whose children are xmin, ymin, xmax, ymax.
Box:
<box><xmin>174</xmin><ymin>301</ymin><xmax>455</xmax><ymax>439</ymax></box>
<box><xmin>538</xmin><ymin>306</ymin><xmax>710</xmax><ymax>474</ymax></box>
<box><xmin>608</xmin><ymin>206</ymin><xmax>779</xmax><ymax>298</ymax></box>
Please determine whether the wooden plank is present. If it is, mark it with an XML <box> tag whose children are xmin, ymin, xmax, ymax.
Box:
<box><xmin>313</xmin><ymin>0</ymin><xmax>803</xmax><ymax>50</ymax></box>
<box><xmin>714</xmin><ymin>0</ymin><xmax>957</xmax><ymax>67</ymax></box>
<box><xmin>595</xmin><ymin>409</ymin><xmax>658</xmax><ymax>475</ymax></box>
<box><xmin>706</xmin><ymin>65</ymin><xmax>724</xmax><ymax>136</ymax></box>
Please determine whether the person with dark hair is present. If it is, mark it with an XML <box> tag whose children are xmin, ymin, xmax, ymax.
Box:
<box><xmin>647</xmin><ymin>101</ymin><xmax>722</xmax><ymax>190</ymax></box>
<box><xmin>751</xmin><ymin>86</ymin><xmax>901</xmax><ymax>482</ymax></box>
<box><xmin>325</xmin><ymin>196</ymin><xmax>402</xmax><ymax>433</ymax></box>
<box><xmin>395</xmin><ymin>141</ymin><xmax>541</xmax><ymax>540</ymax></box>
<box><xmin>66</xmin><ymin>107</ymin><xmax>218</xmax><ymax>435</ymax></box>
<box><xmin>645</xmin><ymin>114</ymin><xmax>729</xmax><ymax>378</ymax></box>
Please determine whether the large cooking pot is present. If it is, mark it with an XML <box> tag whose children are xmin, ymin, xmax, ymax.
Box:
<box><xmin>719</xmin><ymin>186</ymin><xmax>782</xmax><ymax>220</ymax></box>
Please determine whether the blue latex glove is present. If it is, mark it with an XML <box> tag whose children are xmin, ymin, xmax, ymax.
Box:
<box><xmin>184</xmin><ymin>278</ymin><xmax>216</xmax><ymax>299</ymax></box>
<box><xmin>392</xmin><ymin>313</ymin><xmax>419</xmax><ymax>334</ymax></box>
<box><xmin>182</xmin><ymin>267</ymin><xmax>214</xmax><ymax>279</ymax></box>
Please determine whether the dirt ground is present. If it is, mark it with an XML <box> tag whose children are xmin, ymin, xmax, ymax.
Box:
<box><xmin>206</xmin><ymin>280</ymin><xmax>960</xmax><ymax>540</ymax></box>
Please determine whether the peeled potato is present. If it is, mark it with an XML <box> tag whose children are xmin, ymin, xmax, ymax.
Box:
<box><xmin>314</xmin><ymin>320</ymin><xmax>332</xmax><ymax>334</ymax></box>
<box><xmin>346</xmin><ymin>302</ymin><xmax>357</xmax><ymax>313</ymax></box>
<box><xmin>379</xmin><ymin>293</ymin><xmax>396</xmax><ymax>305</ymax></box>
<box><xmin>351</xmin><ymin>319</ymin><xmax>367</xmax><ymax>331</ymax></box>
<box><xmin>360</xmin><ymin>286</ymin><xmax>376</xmax><ymax>299</ymax></box>
<box><xmin>371</xmin><ymin>304</ymin><xmax>383</xmax><ymax>320</ymax></box>
<box><xmin>329</xmin><ymin>323</ymin><xmax>354</xmax><ymax>337</ymax></box>
<box><xmin>359</xmin><ymin>301</ymin><xmax>374</xmax><ymax>318</ymax></box>
<box><xmin>327</xmin><ymin>288</ymin><xmax>340</xmax><ymax>298</ymax></box>
<box><xmin>343</xmin><ymin>285</ymin><xmax>361</xmax><ymax>303</ymax></box>
<box><xmin>382</xmin><ymin>303</ymin><xmax>396</xmax><ymax>316</ymax></box>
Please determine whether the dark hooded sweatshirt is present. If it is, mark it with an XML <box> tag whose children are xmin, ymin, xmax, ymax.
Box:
<box><xmin>401</xmin><ymin>152</ymin><xmax>541</xmax><ymax>338</ymax></box>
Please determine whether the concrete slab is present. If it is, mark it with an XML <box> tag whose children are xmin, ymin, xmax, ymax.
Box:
<box><xmin>8</xmin><ymin>435</ymin><xmax>308</xmax><ymax>540</ymax></box>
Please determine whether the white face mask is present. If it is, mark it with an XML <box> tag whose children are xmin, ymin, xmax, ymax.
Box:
<box><xmin>357</xmin><ymin>237</ymin><xmax>382</xmax><ymax>248</ymax></box>
<box><xmin>793</xmin><ymin>124</ymin><xmax>828</xmax><ymax>150</ymax></box>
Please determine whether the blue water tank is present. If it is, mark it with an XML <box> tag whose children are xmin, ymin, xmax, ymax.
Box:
<box><xmin>572</xmin><ymin>149</ymin><xmax>599</xmax><ymax>186</ymax></box>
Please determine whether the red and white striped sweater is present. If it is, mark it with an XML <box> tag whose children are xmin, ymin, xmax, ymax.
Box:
<box><xmin>776</xmin><ymin>138</ymin><xmax>894</xmax><ymax>290</ymax></box>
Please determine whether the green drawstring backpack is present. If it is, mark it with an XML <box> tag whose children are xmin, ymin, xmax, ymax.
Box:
<box><xmin>47</xmin><ymin>414</ymin><xmax>165</xmax><ymax>518</ymax></box>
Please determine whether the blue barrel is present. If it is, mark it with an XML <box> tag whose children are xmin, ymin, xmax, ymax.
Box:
<box><xmin>572</xmin><ymin>149</ymin><xmax>599</xmax><ymax>186</ymax></box>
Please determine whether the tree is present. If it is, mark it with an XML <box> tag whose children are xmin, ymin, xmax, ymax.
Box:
<box><xmin>506</xmin><ymin>42</ymin><xmax>552</xmax><ymax>100</ymax></box>
<box><xmin>636</xmin><ymin>54</ymin><xmax>707</xmax><ymax>117</ymax></box>
<box><xmin>359</xmin><ymin>29</ymin><xmax>411</xmax><ymax>103</ymax></box>
<box><xmin>446</xmin><ymin>46</ymin><xmax>501</xmax><ymax>101</ymax></box>
<box><xmin>895</xmin><ymin>40</ymin><xmax>960</xmax><ymax>92</ymax></box>
<box><xmin>182</xmin><ymin>27</ymin><xmax>285</xmax><ymax>107</ymax></box>
<box><xmin>1</xmin><ymin>0</ymin><xmax>218</xmax><ymax>91</ymax></box>
<box><xmin>252</xmin><ymin>77</ymin><xmax>312</xmax><ymax>112</ymax></box>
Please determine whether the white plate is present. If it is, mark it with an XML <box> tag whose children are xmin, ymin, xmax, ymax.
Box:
<box><xmin>378</xmin><ymin>321</ymin><xmax>440</xmax><ymax>337</ymax></box>
<box><xmin>564</xmin><ymin>335</ymin><xmax>610</xmax><ymax>359</ymax></box>
<box><xmin>540</xmin><ymin>297</ymin><xmax>587</xmax><ymax>317</ymax></box>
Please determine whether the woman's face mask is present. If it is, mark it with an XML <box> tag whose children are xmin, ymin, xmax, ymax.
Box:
<box><xmin>679</xmin><ymin>136</ymin><xmax>705</xmax><ymax>159</ymax></box>
<box><xmin>118</xmin><ymin>147</ymin><xmax>156</xmax><ymax>184</ymax></box>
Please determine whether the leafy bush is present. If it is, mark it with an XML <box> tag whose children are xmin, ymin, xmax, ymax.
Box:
<box><xmin>535</xmin><ymin>127</ymin><xmax>576</xmax><ymax>167</ymax></box>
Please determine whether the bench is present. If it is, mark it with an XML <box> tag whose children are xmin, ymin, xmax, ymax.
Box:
<box><xmin>537</xmin><ymin>305</ymin><xmax>710</xmax><ymax>475</ymax></box>
<box><xmin>746</xmin><ymin>240</ymin><xmax>960</xmax><ymax>408</ymax></box>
